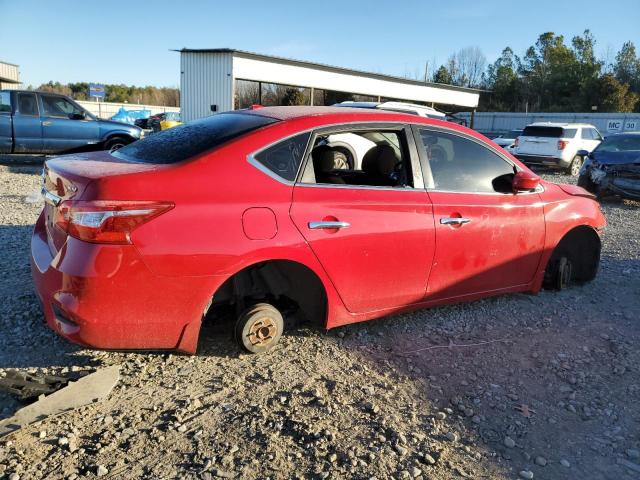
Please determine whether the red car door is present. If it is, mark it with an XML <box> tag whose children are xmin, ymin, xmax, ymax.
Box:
<box><xmin>290</xmin><ymin>125</ymin><xmax>435</xmax><ymax>314</ymax></box>
<box><xmin>414</xmin><ymin>127</ymin><xmax>545</xmax><ymax>300</ymax></box>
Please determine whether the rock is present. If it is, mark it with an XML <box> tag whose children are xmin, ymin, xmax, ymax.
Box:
<box><xmin>435</xmin><ymin>412</ymin><xmax>447</xmax><ymax>420</ymax></box>
<box><xmin>519</xmin><ymin>470</ymin><xmax>534</xmax><ymax>479</ymax></box>
<box><xmin>445</xmin><ymin>431</ymin><xmax>458</xmax><ymax>442</ymax></box>
<box><xmin>9</xmin><ymin>474</ymin><xmax>20</xmax><ymax>480</ymax></box>
<box><xmin>38</xmin><ymin>430</ymin><xmax>46</xmax><ymax>439</ymax></box>
<box><xmin>212</xmin><ymin>468</ymin><xmax>235</xmax><ymax>478</ymax></box>
<box><xmin>177</xmin><ymin>424</ymin><xmax>187</xmax><ymax>433</ymax></box>
<box><xmin>410</xmin><ymin>466</ymin><xmax>422</xmax><ymax>478</ymax></box>
<box><xmin>535</xmin><ymin>456</ymin><xmax>547</xmax><ymax>466</ymax></box>
<box><xmin>58</xmin><ymin>437</ymin><xmax>69</xmax><ymax>446</ymax></box>
<box><xmin>424</xmin><ymin>453</ymin><xmax>437</xmax><ymax>465</ymax></box>
<box><xmin>560</xmin><ymin>459</ymin><xmax>571</xmax><ymax>468</ymax></box>
<box><xmin>96</xmin><ymin>465</ymin><xmax>109</xmax><ymax>477</ymax></box>
<box><xmin>328</xmin><ymin>453</ymin><xmax>338</xmax><ymax>463</ymax></box>
<box><xmin>504</xmin><ymin>436</ymin><xmax>516</xmax><ymax>448</ymax></box>
<box><xmin>395</xmin><ymin>444</ymin><xmax>408</xmax><ymax>456</ymax></box>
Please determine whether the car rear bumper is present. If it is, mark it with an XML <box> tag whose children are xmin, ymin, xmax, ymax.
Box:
<box><xmin>515</xmin><ymin>155</ymin><xmax>569</xmax><ymax>167</ymax></box>
<box><xmin>30</xmin><ymin>211</ymin><xmax>220</xmax><ymax>353</ymax></box>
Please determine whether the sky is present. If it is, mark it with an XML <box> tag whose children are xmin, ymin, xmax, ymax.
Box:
<box><xmin>2</xmin><ymin>0</ymin><xmax>639</xmax><ymax>88</ymax></box>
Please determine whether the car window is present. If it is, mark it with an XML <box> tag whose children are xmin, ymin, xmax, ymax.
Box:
<box><xmin>41</xmin><ymin>95</ymin><xmax>84</xmax><ymax>118</ymax></box>
<box><xmin>419</xmin><ymin>129</ymin><xmax>515</xmax><ymax>193</ymax></box>
<box><xmin>591</xmin><ymin>128</ymin><xmax>602</xmax><ymax>141</ymax></box>
<box><xmin>595</xmin><ymin>135</ymin><xmax>640</xmax><ymax>152</ymax></box>
<box><xmin>253</xmin><ymin>132</ymin><xmax>310</xmax><ymax>182</ymax></box>
<box><xmin>0</xmin><ymin>92</ymin><xmax>10</xmax><ymax>113</ymax></box>
<box><xmin>562</xmin><ymin>128</ymin><xmax>577</xmax><ymax>138</ymax></box>
<box><xmin>17</xmin><ymin>93</ymin><xmax>38</xmax><ymax>116</ymax></box>
<box><xmin>522</xmin><ymin>126</ymin><xmax>563</xmax><ymax>137</ymax></box>
<box><xmin>300</xmin><ymin>129</ymin><xmax>413</xmax><ymax>188</ymax></box>
<box><xmin>580</xmin><ymin>128</ymin><xmax>590</xmax><ymax>140</ymax></box>
<box><xmin>113</xmin><ymin>112</ymin><xmax>278</xmax><ymax>164</ymax></box>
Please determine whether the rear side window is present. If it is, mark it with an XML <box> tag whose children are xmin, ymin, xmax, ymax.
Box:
<box><xmin>562</xmin><ymin>128</ymin><xmax>577</xmax><ymax>138</ymax></box>
<box><xmin>0</xmin><ymin>92</ymin><xmax>10</xmax><ymax>113</ymax></box>
<box><xmin>113</xmin><ymin>113</ymin><xmax>278</xmax><ymax>164</ymax></box>
<box><xmin>253</xmin><ymin>132</ymin><xmax>310</xmax><ymax>182</ymax></box>
<box><xmin>522</xmin><ymin>126</ymin><xmax>563</xmax><ymax>138</ymax></box>
<box><xmin>17</xmin><ymin>93</ymin><xmax>38</xmax><ymax>116</ymax></box>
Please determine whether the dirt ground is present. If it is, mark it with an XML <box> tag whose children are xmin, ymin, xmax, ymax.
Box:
<box><xmin>0</xmin><ymin>164</ymin><xmax>638</xmax><ymax>480</ymax></box>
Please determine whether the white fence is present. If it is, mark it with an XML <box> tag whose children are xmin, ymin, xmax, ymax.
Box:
<box><xmin>77</xmin><ymin>100</ymin><xmax>180</xmax><ymax>120</ymax></box>
<box><xmin>457</xmin><ymin>112</ymin><xmax>640</xmax><ymax>137</ymax></box>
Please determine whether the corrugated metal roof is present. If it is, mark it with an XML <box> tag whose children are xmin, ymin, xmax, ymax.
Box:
<box><xmin>174</xmin><ymin>48</ymin><xmax>484</xmax><ymax>94</ymax></box>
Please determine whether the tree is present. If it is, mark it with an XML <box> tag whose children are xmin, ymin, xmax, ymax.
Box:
<box><xmin>433</xmin><ymin>65</ymin><xmax>453</xmax><ymax>85</ymax></box>
<box><xmin>483</xmin><ymin>47</ymin><xmax>520</xmax><ymax>111</ymax></box>
<box><xmin>281</xmin><ymin>87</ymin><xmax>307</xmax><ymax>106</ymax></box>
<box><xmin>593</xmin><ymin>74</ymin><xmax>639</xmax><ymax>112</ymax></box>
<box><xmin>614</xmin><ymin>41</ymin><xmax>640</xmax><ymax>91</ymax></box>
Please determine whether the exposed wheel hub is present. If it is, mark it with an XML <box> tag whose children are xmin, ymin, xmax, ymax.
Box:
<box><xmin>248</xmin><ymin>317</ymin><xmax>277</xmax><ymax>346</ymax></box>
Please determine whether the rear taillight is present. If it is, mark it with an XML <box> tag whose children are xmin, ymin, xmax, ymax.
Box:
<box><xmin>557</xmin><ymin>140</ymin><xmax>568</xmax><ymax>150</ymax></box>
<box><xmin>54</xmin><ymin>200</ymin><xmax>173</xmax><ymax>244</ymax></box>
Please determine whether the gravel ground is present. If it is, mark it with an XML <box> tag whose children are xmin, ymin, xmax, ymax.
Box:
<box><xmin>0</xmin><ymin>163</ymin><xmax>639</xmax><ymax>480</ymax></box>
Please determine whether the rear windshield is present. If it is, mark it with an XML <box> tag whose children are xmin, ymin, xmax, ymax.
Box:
<box><xmin>113</xmin><ymin>112</ymin><xmax>278</xmax><ymax>164</ymax></box>
<box><xmin>522</xmin><ymin>126</ymin><xmax>564</xmax><ymax>138</ymax></box>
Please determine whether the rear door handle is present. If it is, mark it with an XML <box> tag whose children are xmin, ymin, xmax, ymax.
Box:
<box><xmin>308</xmin><ymin>221</ymin><xmax>350</xmax><ymax>230</ymax></box>
<box><xmin>440</xmin><ymin>217</ymin><xmax>471</xmax><ymax>225</ymax></box>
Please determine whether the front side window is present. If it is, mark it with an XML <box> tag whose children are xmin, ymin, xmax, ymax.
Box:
<box><xmin>0</xmin><ymin>92</ymin><xmax>10</xmax><ymax>113</ymax></box>
<box><xmin>419</xmin><ymin>129</ymin><xmax>515</xmax><ymax>193</ymax></box>
<box><xmin>17</xmin><ymin>93</ymin><xmax>38</xmax><ymax>116</ymax></box>
<box><xmin>41</xmin><ymin>95</ymin><xmax>84</xmax><ymax>118</ymax></box>
<box><xmin>301</xmin><ymin>129</ymin><xmax>413</xmax><ymax>188</ymax></box>
<box><xmin>253</xmin><ymin>132</ymin><xmax>310</xmax><ymax>182</ymax></box>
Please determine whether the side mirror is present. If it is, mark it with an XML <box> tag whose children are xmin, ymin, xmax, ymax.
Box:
<box><xmin>69</xmin><ymin>112</ymin><xmax>85</xmax><ymax>120</ymax></box>
<box><xmin>512</xmin><ymin>170</ymin><xmax>540</xmax><ymax>193</ymax></box>
<box><xmin>577</xmin><ymin>149</ymin><xmax>589</xmax><ymax>157</ymax></box>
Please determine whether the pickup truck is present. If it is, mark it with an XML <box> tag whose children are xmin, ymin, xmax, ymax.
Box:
<box><xmin>0</xmin><ymin>90</ymin><xmax>142</xmax><ymax>154</ymax></box>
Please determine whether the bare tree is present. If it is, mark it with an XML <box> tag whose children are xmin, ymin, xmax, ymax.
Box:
<box><xmin>446</xmin><ymin>47</ymin><xmax>487</xmax><ymax>88</ymax></box>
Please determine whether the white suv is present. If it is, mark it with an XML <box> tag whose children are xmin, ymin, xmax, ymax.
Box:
<box><xmin>513</xmin><ymin>123</ymin><xmax>602</xmax><ymax>176</ymax></box>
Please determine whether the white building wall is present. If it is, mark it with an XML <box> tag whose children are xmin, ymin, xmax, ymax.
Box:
<box><xmin>76</xmin><ymin>100</ymin><xmax>180</xmax><ymax>119</ymax></box>
<box><xmin>181</xmin><ymin>51</ymin><xmax>233</xmax><ymax>121</ymax></box>
<box><xmin>232</xmin><ymin>56</ymin><xmax>479</xmax><ymax>108</ymax></box>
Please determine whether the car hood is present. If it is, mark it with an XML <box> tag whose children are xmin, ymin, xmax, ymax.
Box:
<box><xmin>97</xmin><ymin>119</ymin><xmax>141</xmax><ymax>132</ymax></box>
<box><xmin>592</xmin><ymin>150</ymin><xmax>640</xmax><ymax>166</ymax></box>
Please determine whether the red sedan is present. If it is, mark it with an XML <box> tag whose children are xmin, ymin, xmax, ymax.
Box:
<box><xmin>31</xmin><ymin>107</ymin><xmax>605</xmax><ymax>354</ymax></box>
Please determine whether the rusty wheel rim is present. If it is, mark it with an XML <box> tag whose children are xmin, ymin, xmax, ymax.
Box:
<box><xmin>247</xmin><ymin>316</ymin><xmax>277</xmax><ymax>347</ymax></box>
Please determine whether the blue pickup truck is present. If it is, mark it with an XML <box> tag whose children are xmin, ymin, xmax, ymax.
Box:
<box><xmin>0</xmin><ymin>90</ymin><xmax>142</xmax><ymax>154</ymax></box>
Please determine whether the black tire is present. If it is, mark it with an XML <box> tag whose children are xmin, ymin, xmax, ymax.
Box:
<box><xmin>234</xmin><ymin>303</ymin><xmax>283</xmax><ymax>353</ymax></box>
<box><xmin>543</xmin><ymin>249</ymin><xmax>573</xmax><ymax>290</ymax></box>
<box><xmin>565</xmin><ymin>155</ymin><xmax>583</xmax><ymax>176</ymax></box>
<box><xmin>577</xmin><ymin>173</ymin><xmax>596</xmax><ymax>193</ymax></box>
<box><xmin>104</xmin><ymin>136</ymin><xmax>131</xmax><ymax>153</ymax></box>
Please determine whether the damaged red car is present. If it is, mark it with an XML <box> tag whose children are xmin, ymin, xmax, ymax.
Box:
<box><xmin>31</xmin><ymin>106</ymin><xmax>606</xmax><ymax>354</ymax></box>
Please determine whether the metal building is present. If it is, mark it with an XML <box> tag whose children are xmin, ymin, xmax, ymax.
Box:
<box><xmin>0</xmin><ymin>61</ymin><xmax>21</xmax><ymax>90</ymax></box>
<box><xmin>177</xmin><ymin>49</ymin><xmax>481</xmax><ymax>122</ymax></box>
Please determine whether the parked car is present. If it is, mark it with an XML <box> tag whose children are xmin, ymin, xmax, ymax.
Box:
<box><xmin>513</xmin><ymin>123</ymin><xmax>602</xmax><ymax>176</ymax></box>
<box><xmin>159</xmin><ymin>111</ymin><xmax>182</xmax><ymax>130</ymax></box>
<box><xmin>0</xmin><ymin>90</ymin><xmax>142</xmax><ymax>154</ymax></box>
<box><xmin>577</xmin><ymin>132</ymin><xmax>640</xmax><ymax>200</ymax></box>
<box><xmin>492</xmin><ymin>129</ymin><xmax>523</xmax><ymax>150</ymax></box>
<box><xmin>336</xmin><ymin>101</ymin><xmax>447</xmax><ymax>119</ymax></box>
<box><xmin>32</xmin><ymin>106</ymin><xmax>605</xmax><ymax>355</ymax></box>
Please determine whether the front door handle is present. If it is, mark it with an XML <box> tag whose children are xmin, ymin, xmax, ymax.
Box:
<box><xmin>308</xmin><ymin>221</ymin><xmax>350</xmax><ymax>230</ymax></box>
<box><xmin>42</xmin><ymin>121</ymin><xmax>52</xmax><ymax>126</ymax></box>
<box><xmin>440</xmin><ymin>217</ymin><xmax>471</xmax><ymax>226</ymax></box>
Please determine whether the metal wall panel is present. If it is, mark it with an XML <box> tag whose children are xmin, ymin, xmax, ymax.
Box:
<box><xmin>181</xmin><ymin>52</ymin><xmax>233</xmax><ymax>121</ymax></box>
<box><xmin>76</xmin><ymin>101</ymin><xmax>180</xmax><ymax>119</ymax></box>
<box><xmin>0</xmin><ymin>61</ymin><xmax>20</xmax><ymax>83</ymax></box>
<box><xmin>457</xmin><ymin>112</ymin><xmax>640</xmax><ymax>137</ymax></box>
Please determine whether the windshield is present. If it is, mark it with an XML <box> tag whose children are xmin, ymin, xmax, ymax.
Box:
<box><xmin>112</xmin><ymin>112</ymin><xmax>278</xmax><ymax>164</ymax></box>
<box><xmin>595</xmin><ymin>135</ymin><xmax>640</xmax><ymax>153</ymax></box>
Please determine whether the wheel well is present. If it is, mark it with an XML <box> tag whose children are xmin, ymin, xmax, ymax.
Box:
<box><xmin>104</xmin><ymin>134</ymin><xmax>134</xmax><ymax>145</ymax></box>
<box><xmin>206</xmin><ymin>260</ymin><xmax>328</xmax><ymax>328</ymax></box>
<box><xmin>545</xmin><ymin>225</ymin><xmax>601</xmax><ymax>287</ymax></box>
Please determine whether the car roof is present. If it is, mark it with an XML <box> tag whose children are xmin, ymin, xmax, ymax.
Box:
<box><xmin>240</xmin><ymin>105</ymin><xmax>423</xmax><ymax>121</ymax></box>
<box><xmin>526</xmin><ymin>122</ymin><xmax>596</xmax><ymax>128</ymax></box>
